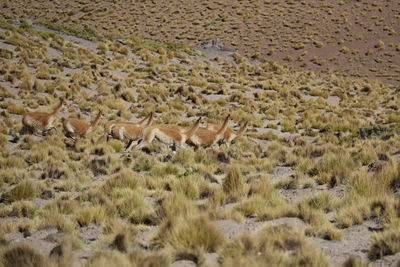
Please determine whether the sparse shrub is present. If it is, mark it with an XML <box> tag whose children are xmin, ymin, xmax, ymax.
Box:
<box><xmin>340</xmin><ymin>47</ymin><xmax>350</xmax><ymax>54</ymax></box>
<box><xmin>375</xmin><ymin>40</ymin><xmax>385</xmax><ymax>50</ymax></box>
<box><xmin>293</xmin><ymin>43</ymin><xmax>305</xmax><ymax>50</ymax></box>
<box><xmin>358</xmin><ymin>145</ymin><xmax>377</xmax><ymax>165</ymax></box>
<box><xmin>19</xmin><ymin>75</ymin><xmax>34</xmax><ymax>91</ymax></box>
<box><xmin>236</xmin><ymin>192</ymin><xmax>294</xmax><ymax>220</ymax></box>
<box><xmin>97</xmin><ymin>42</ymin><xmax>108</xmax><ymax>52</ymax></box>
<box><xmin>130</xmin><ymin>250</ymin><xmax>171</xmax><ymax>267</ymax></box>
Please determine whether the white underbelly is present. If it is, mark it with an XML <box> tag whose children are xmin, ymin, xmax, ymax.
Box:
<box><xmin>189</xmin><ymin>135</ymin><xmax>202</xmax><ymax>146</ymax></box>
<box><xmin>155</xmin><ymin>131</ymin><xmax>175</xmax><ymax>146</ymax></box>
<box><xmin>65</xmin><ymin>122</ymin><xmax>75</xmax><ymax>133</ymax></box>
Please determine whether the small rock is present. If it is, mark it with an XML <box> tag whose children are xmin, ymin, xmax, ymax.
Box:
<box><xmin>116</xmin><ymin>39</ymin><xmax>125</xmax><ymax>45</ymax></box>
<box><xmin>40</xmin><ymin>190</ymin><xmax>53</xmax><ymax>200</ymax></box>
<box><xmin>23</xmin><ymin>231</ymin><xmax>31</xmax><ymax>238</ymax></box>
<box><xmin>217</xmin><ymin>151</ymin><xmax>230</xmax><ymax>163</ymax></box>
<box><xmin>45</xmin><ymin>232</ymin><xmax>65</xmax><ymax>243</ymax></box>
<box><xmin>377</xmin><ymin>153</ymin><xmax>389</xmax><ymax>161</ymax></box>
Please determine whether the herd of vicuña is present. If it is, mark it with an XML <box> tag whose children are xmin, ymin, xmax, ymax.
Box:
<box><xmin>21</xmin><ymin>99</ymin><xmax>249</xmax><ymax>152</ymax></box>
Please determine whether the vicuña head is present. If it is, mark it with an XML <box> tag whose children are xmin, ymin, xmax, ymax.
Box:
<box><xmin>22</xmin><ymin>98</ymin><xmax>68</xmax><ymax>136</ymax></box>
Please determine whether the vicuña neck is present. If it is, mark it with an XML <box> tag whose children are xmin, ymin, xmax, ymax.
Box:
<box><xmin>184</xmin><ymin>118</ymin><xmax>201</xmax><ymax>138</ymax></box>
<box><xmin>216</xmin><ymin>115</ymin><xmax>230</xmax><ymax>135</ymax></box>
<box><xmin>137</xmin><ymin>112</ymin><xmax>152</xmax><ymax>127</ymax></box>
<box><xmin>146</xmin><ymin>112</ymin><xmax>154</xmax><ymax>126</ymax></box>
<box><xmin>236</xmin><ymin>121</ymin><xmax>248</xmax><ymax>136</ymax></box>
<box><xmin>90</xmin><ymin>112</ymin><xmax>102</xmax><ymax>128</ymax></box>
<box><xmin>51</xmin><ymin>100</ymin><xmax>64</xmax><ymax>116</ymax></box>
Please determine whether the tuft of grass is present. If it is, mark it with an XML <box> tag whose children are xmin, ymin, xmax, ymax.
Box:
<box><xmin>187</xmin><ymin>77</ymin><xmax>207</xmax><ymax>88</ymax></box>
<box><xmin>1</xmin><ymin>243</ymin><xmax>51</xmax><ymax>267</ymax></box>
<box><xmin>155</xmin><ymin>193</ymin><xmax>198</xmax><ymax>222</ymax></box>
<box><xmin>73</xmin><ymin>206</ymin><xmax>106</xmax><ymax>227</ymax></box>
<box><xmin>49</xmin><ymin>236</ymin><xmax>73</xmax><ymax>267</ymax></box>
<box><xmin>223</xmin><ymin>166</ymin><xmax>245</xmax><ymax>199</ymax></box>
<box><xmin>0</xmin><ymin>180</ymin><xmax>36</xmax><ymax>204</ymax></box>
<box><xmin>309</xmin><ymin>152</ymin><xmax>355</xmax><ymax>185</ymax></box>
<box><xmin>375</xmin><ymin>40</ymin><xmax>385</xmax><ymax>50</ymax></box>
<box><xmin>151</xmin><ymin>163</ymin><xmax>183</xmax><ymax>177</ymax></box>
<box><xmin>304</xmin><ymin>193</ymin><xmax>336</xmax><ymax>213</ymax></box>
<box><xmin>7</xmin><ymin>104</ymin><xmax>25</xmax><ymax>115</ymax></box>
<box><xmin>219</xmin><ymin>224</ymin><xmax>330</xmax><ymax>266</ymax></box>
<box><xmin>172</xmin><ymin>149</ymin><xmax>195</xmax><ymax>165</ymax></box>
<box><xmin>369</xmin><ymin>228</ymin><xmax>400</xmax><ymax>260</ymax></box>
<box><xmin>0</xmin><ymin>201</ymin><xmax>37</xmax><ymax>218</ymax></box>
<box><xmin>153</xmin><ymin>214</ymin><xmax>226</xmax><ymax>252</ymax></box>
<box><xmin>298</xmin><ymin>200</ymin><xmax>343</xmax><ymax>241</ymax></box>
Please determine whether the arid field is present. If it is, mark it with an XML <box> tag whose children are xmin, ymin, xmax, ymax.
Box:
<box><xmin>0</xmin><ymin>1</ymin><xmax>400</xmax><ymax>267</ymax></box>
<box><xmin>1</xmin><ymin>0</ymin><xmax>400</xmax><ymax>84</ymax></box>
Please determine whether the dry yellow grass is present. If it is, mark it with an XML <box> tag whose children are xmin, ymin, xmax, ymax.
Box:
<box><xmin>0</xmin><ymin>17</ymin><xmax>399</xmax><ymax>266</ymax></box>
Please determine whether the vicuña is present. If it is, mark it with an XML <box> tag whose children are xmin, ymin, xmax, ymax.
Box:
<box><xmin>205</xmin><ymin>121</ymin><xmax>248</xmax><ymax>147</ymax></box>
<box><xmin>22</xmin><ymin>99</ymin><xmax>67</xmax><ymax>136</ymax></box>
<box><xmin>63</xmin><ymin>110</ymin><xmax>104</xmax><ymax>141</ymax></box>
<box><xmin>132</xmin><ymin>117</ymin><xmax>203</xmax><ymax>152</ymax></box>
<box><xmin>186</xmin><ymin>114</ymin><xmax>232</xmax><ymax>149</ymax></box>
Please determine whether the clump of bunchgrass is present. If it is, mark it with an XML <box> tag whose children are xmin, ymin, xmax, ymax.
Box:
<box><xmin>235</xmin><ymin>176</ymin><xmax>295</xmax><ymax>220</ymax></box>
<box><xmin>0</xmin><ymin>180</ymin><xmax>36</xmax><ymax>204</ymax></box>
<box><xmin>222</xmin><ymin>165</ymin><xmax>246</xmax><ymax>199</ymax></box>
<box><xmin>73</xmin><ymin>205</ymin><xmax>106</xmax><ymax>227</ymax></box>
<box><xmin>49</xmin><ymin>236</ymin><xmax>73</xmax><ymax>267</ymax></box>
<box><xmin>309</xmin><ymin>151</ymin><xmax>355</xmax><ymax>186</ymax></box>
<box><xmin>298</xmin><ymin>199</ymin><xmax>343</xmax><ymax>241</ymax></box>
<box><xmin>369</xmin><ymin>228</ymin><xmax>400</xmax><ymax>260</ymax></box>
<box><xmin>0</xmin><ymin>243</ymin><xmax>51</xmax><ymax>267</ymax></box>
<box><xmin>152</xmin><ymin>214</ymin><xmax>226</xmax><ymax>252</ymax></box>
<box><xmin>219</xmin><ymin>224</ymin><xmax>330</xmax><ymax>266</ymax></box>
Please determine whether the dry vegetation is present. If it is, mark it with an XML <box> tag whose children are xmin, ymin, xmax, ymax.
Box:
<box><xmin>0</xmin><ymin>10</ymin><xmax>399</xmax><ymax>267</ymax></box>
<box><xmin>0</xmin><ymin>0</ymin><xmax>400</xmax><ymax>84</ymax></box>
